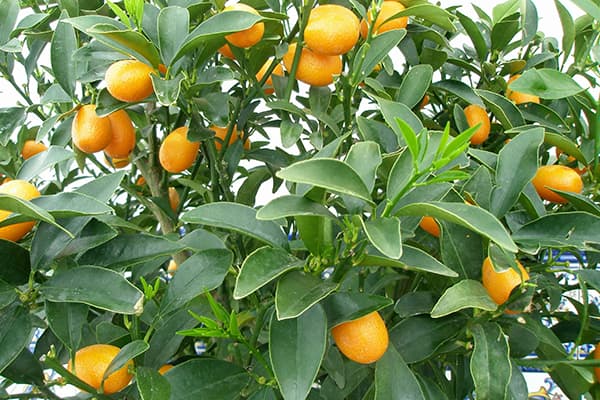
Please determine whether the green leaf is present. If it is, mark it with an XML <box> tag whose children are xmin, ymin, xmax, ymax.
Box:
<box><xmin>397</xmin><ymin>3</ymin><xmax>456</xmax><ymax>32</ymax></box>
<box><xmin>30</xmin><ymin>192</ymin><xmax>113</xmax><ymax>218</ymax></box>
<box><xmin>375</xmin><ymin>96</ymin><xmax>424</xmax><ymax>138</ymax></box>
<box><xmin>555</xmin><ymin>0</ymin><xmax>575</xmax><ymax>61</ymax></box>
<box><xmin>351</xmin><ymin>30</ymin><xmax>406</xmax><ymax>85</ymax></box>
<box><xmin>397</xmin><ymin>202</ymin><xmax>518</xmax><ymax>252</ymax></box>
<box><xmin>0</xmin><ymin>240</ymin><xmax>30</xmax><ymax>285</ymax></box>
<box><xmin>78</xmin><ymin>233</ymin><xmax>186</xmax><ymax>269</ymax></box>
<box><xmin>257</xmin><ymin>195</ymin><xmax>335</xmax><ymax>220</ymax></box>
<box><xmin>173</xmin><ymin>11</ymin><xmax>264</xmax><ymax>64</ymax></box>
<box><xmin>181</xmin><ymin>202</ymin><xmax>288</xmax><ymax>249</ymax></box>
<box><xmin>104</xmin><ymin>340</ymin><xmax>149</xmax><ymax>379</ymax></box>
<box><xmin>435</xmin><ymin>80</ymin><xmax>485</xmax><ymax>108</ymax></box>
<box><xmin>390</xmin><ymin>315</ymin><xmax>466</xmax><ymax>363</ymax></box>
<box><xmin>234</xmin><ymin>246</ymin><xmax>303</xmax><ymax>300</ymax></box>
<box><xmin>66</xmin><ymin>16</ymin><xmax>159</xmax><ymax>65</ymax></box>
<box><xmin>39</xmin><ymin>266</ymin><xmax>144</xmax><ymax>315</ymax></box>
<box><xmin>508</xmin><ymin>361</ymin><xmax>529</xmax><ymax>400</ymax></box>
<box><xmin>544</xmin><ymin>132</ymin><xmax>587</xmax><ymax>164</ymax></box>
<box><xmin>150</xmin><ymin>74</ymin><xmax>183</xmax><ymax>106</ymax></box>
<box><xmin>521</xmin><ymin>0</ymin><xmax>538</xmax><ymax>45</ymax></box>
<box><xmin>387</xmin><ymin>149</ymin><xmax>413</xmax><ymax>200</ymax></box>
<box><xmin>157</xmin><ymin>6</ymin><xmax>189</xmax><ymax>66</ymax></box>
<box><xmin>551</xmin><ymin>190</ymin><xmax>600</xmax><ymax>216</ymax></box>
<box><xmin>296</xmin><ymin>216</ymin><xmax>333</xmax><ymax>256</ymax></box>
<box><xmin>569</xmin><ymin>0</ymin><xmax>600</xmax><ymax>21</ymax></box>
<box><xmin>375</xmin><ymin>346</ymin><xmax>425</xmax><ymax>400</ymax></box>
<box><xmin>45</xmin><ymin>302</ymin><xmax>87</xmax><ymax>350</ymax></box>
<box><xmin>3</xmin><ymin>349</ymin><xmax>44</xmax><ymax>386</ymax></box>
<box><xmin>394</xmin><ymin>292</ymin><xmax>436</xmax><ymax>318</ymax></box>
<box><xmin>0</xmin><ymin>280</ymin><xmax>16</xmax><ymax>310</ymax></box>
<box><xmin>345</xmin><ymin>141</ymin><xmax>382</xmax><ymax>193</ymax></box>
<box><xmin>275</xmin><ymin>270</ymin><xmax>337</xmax><ymax>320</ymax></box>
<box><xmin>397</xmin><ymin>65</ymin><xmax>433</xmax><ymax>109</ymax></box>
<box><xmin>0</xmin><ymin>107</ymin><xmax>25</xmax><ymax>146</ymax></box>
<box><xmin>137</xmin><ymin>367</ymin><xmax>171</xmax><ymax>400</ymax></box>
<box><xmin>396</xmin><ymin>119</ymin><xmax>420</xmax><ymax>165</ymax></box>
<box><xmin>280</xmin><ymin>119</ymin><xmax>303</xmax><ymax>148</ymax></box>
<box><xmin>322</xmin><ymin>292</ymin><xmax>392</xmax><ymax>328</ymax></box>
<box><xmin>0</xmin><ymin>305</ymin><xmax>32</xmax><ymax>374</ymax></box>
<box><xmin>492</xmin><ymin>0</ymin><xmax>520</xmax><ymax>23</ymax></box>
<box><xmin>0</xmin><ymin>193</ymin><xmax>66</xmax><ymax>235</ymax></box>
<box><xmin>491</xmin><ymin>13</ymin><xmax>519</xmax><ymax>52</ymax></box>
<box><xmin>277</xmin><ymin>159</ymin><xmax>373</xmax><ymax>204</ymax></box>
<box><xmin>490</xmin><ymin>127</ymin><xmax>543</xmax><ymax>217</ymax></box>
<box><xmin>0</xmin><ymin>0</ymin><xmax>18</xmax><ymax>44</ymax></box>
<box><xmin>17</xmin><ymin>146</ymin><xmax>73</xmax><ymax>181</ymax></box>
<box><xmin>456</xmin><ymin>12</ymin><xmax>488</xmax><ymax>61</ymax></box>
<box><xmin>508</xmin><ymin>69</ymin><xmax>585</xmax><ymax>99</ymax></box>
<box><xmin>270</xmin><ymin>304</ymin><xmax>327</xmax><ymax>400</ymax></box>
<box><xmin>51</xmin><ymin>12</ymin><xmax>77</xmax><ymax>97</ymax></box>
<box><xmin>512</xmin><ymin>212</ymin><xmax>600</xmax><ymax>251</ymax></box>
<box><xmin>362</xmin><ymin>217</ymin><xmax>402</xmax><ymax>259</ymax></box>
<box><xmin>430</xmin><ymin>280</ymin><xmax>497</xmax><ymax>318</ymax></box>
<box><xmin>361</xmin><ymin>245</ymin><xmax>458</xmax><ymax>277</ymax></box>
<box><xmin>160</xmin><ymin>249</ymin><xmax>233</xmax><ymax>315</ymax></box>
<box><xmin>470</xmin><ymin>323</ymin><xmax>512</xmax><ymax>400</ymax></box>
<box><xmin>165</xmin><ymin>359</ymin><xmax>249</xmax><ymax>400</ymax></box>
<box><xmin>58</xmin><ymin>219</ymin><xmax>117</xmax><ymax>257</ymax></box>
<box><xmin>476</xmin><ymin>89</ymin><xmax>525</xmax><ymax>129</ymax></box>
<box><xmin>441</xmin><ymin>222</ymin><xmax>485</xmax><ymax>280</ymax></box>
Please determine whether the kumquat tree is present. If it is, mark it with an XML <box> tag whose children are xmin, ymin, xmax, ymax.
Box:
<box><xmin>0</xmin><ymin>0</ymin><xmax>599</xmax><ymax>398</ymax></box>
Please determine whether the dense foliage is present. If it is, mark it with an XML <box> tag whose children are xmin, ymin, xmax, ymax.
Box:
<box><xmin>0</xmin><ymin>0</ymin><xmax>599</xmax><ymax>398</ymax></box>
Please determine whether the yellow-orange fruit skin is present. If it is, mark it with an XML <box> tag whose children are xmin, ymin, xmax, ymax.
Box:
<box><xmin>224</xmin><ymin>4</ymin><xmax>264</xmax><ymax>48</ymax></box>
<box><xmin>218</xmin><ymin>43</ymin><xmax>235</xmax><ymax>59</ymax></box>
<box><xmin>210</xmin><ymin>125</ymin><xmax>250</xmax><ymax>151</ymax></box>
<box><xmin>159</xmin><ymin>364</ymin><xmax>174</xmax><ymax>375</ymax></box>
<box><xmin>304</xmin><ymin>5</ymin><xmax>360</xmax><ymax>56</ymax></box>
<box><xmin>72</xmin><ymin>105</ymin><xmax>113</xmax><ymax>154</ymax></box>
<box><xmin>532</xmin><ymin>165</ymin><xmax>583</xmax><ymax>203</ymax></box>
<box><xmin>256</xmin><ymin>61</ymin><xmax>284</xmax><ymax>95</ymax></box>
<box><xmin>506</xmin><ymin>74</ymin><xmax>540</xmax><ymax>104</ymax></box>
<box><xmin>482</xmin><ymin>257</ymin><xmax>529</xmax><ymax>305</ymax></box>
<box><xmin>331</xmin><ymin>311</ymin><xmax>389</xmax><ymax>364</ymax></box>
<box><xmin>419</xmin><ymin>216</ymin><xmax>440</xmax><ymax>237</ymax></box>
<box><xmin>105</xmin><ymin>60</ymin><xmax>155</xmax><ymax>103</ymax></box>
<box><xmin>360</xmin><ymin>1</ymin><xmax>408</xmax><ymax>38</ymax></box>
<box><xmin>168</xmin><ymin>187</ymin><xmax>180</xmax><ymax>212</ymax></box>
<box><xmin>68</xmin><ymin>344</ymin><xmax>133</xmax><ymax>394</ymax></box>
<box><xmin>283</xmin><ymin>43</ymin><xmax>342</xmax><ymax>87</ymax></box>
<box><xmin>21</xmin><ymin>140</ymin><xmax>48</xmax><ymax>160</ymax></box>
<box><xmin>104</xmin><ymin>110</ymin><xmax>136</xmax><ymax>159</ymax></box>
<box><xmin>0</xmin><ymin>180</ymin><xmax>40</xmax><ymax>242</ymax></box>
<box><xmin>464</xmin><ymin>104</ymin><xmax>491</xmax><ymax>145</ymax></box>
<box><xmin>159</xmin><ymin>127</ymin><xmax>200</xmax><ymax>173</ymax></box>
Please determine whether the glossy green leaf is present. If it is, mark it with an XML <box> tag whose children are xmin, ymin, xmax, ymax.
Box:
<box><xmin>397</xmin><ymin>3</ymin><xmax>456</xmax><ymax>32</ymax></box>
<box><xmin>521</xmin><ymin>0</ymin><xmax>538</xmax><ymax>45</ymax></box>
<box><xmin>554</xmin><ymin>0</ymin><xmax>575</xmax><ymax>61</ymax></box>
<box><xmin>166</xmin><ymin>359</ymin><xmax>249</xmax><ymax>400</ymax></box>
<box><xmin>508</xmin><ymin>361</ymin><xmax>529</xmax><ymax>400</ymax></box>
<box><xmin>0</xmin><ymin>107</ymin><xmax>25</xmax><ymax>146</ymax></box>
<box><xmin>0</xmin><ymin>0</ymin><xmax>18</xmax><ymax>44</ymax></box>
<box><xmin>362</xmin><ymin>245</ymin><xmax>458</xmax><ymax>277</ymax></box>
<box><xmin>397</xmin><ymin>65</ymin><xmax>433</xmax><ymax>109</ymax></box>
<box><xmin>394</xmin><ymin>292</ymin><xmax>436</xmax><ymax>318</ymax></box>
<box><xmin>508</xmin><ymin>69</ymin><xmax>585</xmax><ymax>99</ymax></box>
<box><xmin>296</xmin><ymin>216</ymin><xmax>334</xmax><ymax>256</ymax></box>
<box><xmin>491</xmin><ymin>13</ymin><xmax>519</xmax><ymax>52</ymax></box>
<box><xmin>491</xmin><ymin>127</ymin><xmax>543</xmax><ymax>217</ymax></box>
<box><xmin>356</xmin><ymin>116</ymin><xmax>398</xmax><ymax>153</ymax></box>
<box><xmin>390</xmin><ymin>315</ymin><xmax>465</xmax><ymax>363</ymax></box>
<box><xmin>456</xmin><ymin>12</ymin><xmax>488</xmax><ymax>61</ymax></box>
<box><xmin>161</xmin><ymin>249</ymin><xmax>233</xmax><ymax>315</ymax></box>
<box><xmin>544</xmin><ymin>132</ymin><xmax>587</xmax><ymax>164</ymax></box>
<box><xmin>397</xmin><ymin>202</ymin><xmax>517</xmax><ymax>252</ymax></box>
<box><xmin>0</xmin><ymin>279</ymin><xmax>16</xmax><ymax>310</ymax></box>
<box><xmin>270</xmin><ymin>304</ymin><xmax>327</xmax><ymax>400</ymax></box>
<box><xmin>277</xmin><ymin>159</ymin><xmax>373</xmax><ymax>203</ymax></box>
<box><xmin>51</xmin><ymin>12</ymin><xmax>77</xmax><ymax>97</ymax></box>
<box><xmin>137</xmin><ymin>367</ymin><xmax>171</xmax><ymax>400</ymax></box>
<box><xmin>362</xmin><ymin>217</ymin><xmax>402</xmax><ymax>259</ymax></box>
<box><xmin>386</xmin><ymin>149</ymin><xmax>413</xmax><ymax>201</ymax></box>
<box><xmin>275</xmin><ymin>270</ymin><xmax>337</xmax><ymax>320</ymax></box>
<box><xmin>174</xmin><ymin>11</ymin><xmax>263</xmax><ymax>64</ymax></box>
<box><xmin>78</xmin><ymin>233</ymin><xmax>185</xmax><ymax>269</ymax></box>
<box><xmin>470</xmin><ymin>323</ymin><xmax>512</xmax><ymax>400</ymax></box>
<box><xmin>257</xmin><ymin>195</ymin><xmax>335</xmax><ymax>220</ymax></box>
<box><xmin>476</xmin><ymin>89</ymin><xmax>525</xmax><ymax>129</ymax></box>
<box><xmin>351</xmin><ymin>30</ymin><xmax>406</xmax><ymax>86</ymax></box>
<box><xmin>59</xmin><ymin>219</ymin><xmax>118</xmax><ymax>257</ymax></box>
<box><xmin>150</xmin><ymin>74</ymin><xmax>183</xmax><ymax>106</ymax></box>
<box><xmin>441</xmin><ymin>222</ymin><xmax>485</xmax><ymax>280</ymax></box>
<box><xmin>45</xmin><ymin>301</ymin><xmax>87</xmax><ymax>350</ymax></box>
<box><xmin>375</xmin><ymin>96</ymin><xmax>424</xmax><ymax>138</ymax></box>
<box><xmin>157</xmin><ymin>6</ymin><xmax>189</xmax><ymax>66</ymax></box>
<box><xmin>280</xmin><ymin>119</ymin><xmax>303</xmax><ymax>148</ymax></box>
<box><xmin>434</xmin><ymin>80</ymin><xmax>485</xmax><ymax>108</ymax></box>
<box><xmin>345</xmin><ymin>141</ymin><xmax>381</xmax><ymax>193</ymax></box>
<box><xmin>0</xmin><ymin>305</ymin><xmax>32</xmax><ymax>374</ymax></box>
<box><xmin>323</xmin><ymin>292</ymin><xmax>392</xmax><ymax>328</ymax></box>
<box><xmin>512</xmin><ymin>212</ymin><xmax>600</xmax><ymax>251</ymax></box>
<box><xmin>518</xmin><ymin>102</ymin><xmax>570</xmax><ymax>133</ymax></box>
<box><xmin>430</xmin><ymin>280</ymin><xmax>497</xmax><ymax>318</ymax></box>
<box><xmin>234</xmin><ymin>246</ymin><xmax>303</xmax><ymax>300</ymax></box>
<box><xmin>0</xmin><ymin>240</ymin><xmax>30</xmax><ymax>285</ymax></box>
<box><xmin>17</xmin><ymin>146</ymin><xmax>73</xmax><ymax>181</ymax></box>
<box><xmin>30</xmin><ymin>192</ymin><xmax>113</xmax><ymax>218</ymax></box>
<box><xmin>39</xmin><ymin>266</ymin><xmax>144</xmax><ymax>315</ymax></box>
<box><xmin>104</xmin><ymin>340</ymin><xmax>149</xmax><ymax>379</ymax></box>
<box><xmin>569</xmin><ymin>0</ymin><xmax>600</xmax><ymax>22</ymax></box>
<box><xmin>375</xmin><ymin>346</ymin><xmax>425</xmax><ymax>400</ymax></box>
<box><xmin>0</xmin><ymin>193</ymin><xmax>65</xmax><ymax>235</ymax></box>
<box><xmin>182</xmin><ymin>202</ymin><xmax>288</xmax><ymax>249</ymax></box>
<box><xmin>492</xmin><ymin>0</ymin><xmax>519</xmax><ymax>22</ymax></box>
<box><xmin>3</xmin><ymin>349</ymin><xmax>44</xmax><ymax>386</ymax></box>
<box><xmin>552</xmin><ymin>191</ymin><xmax>600</xmax><ymax>216</ymax></box>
